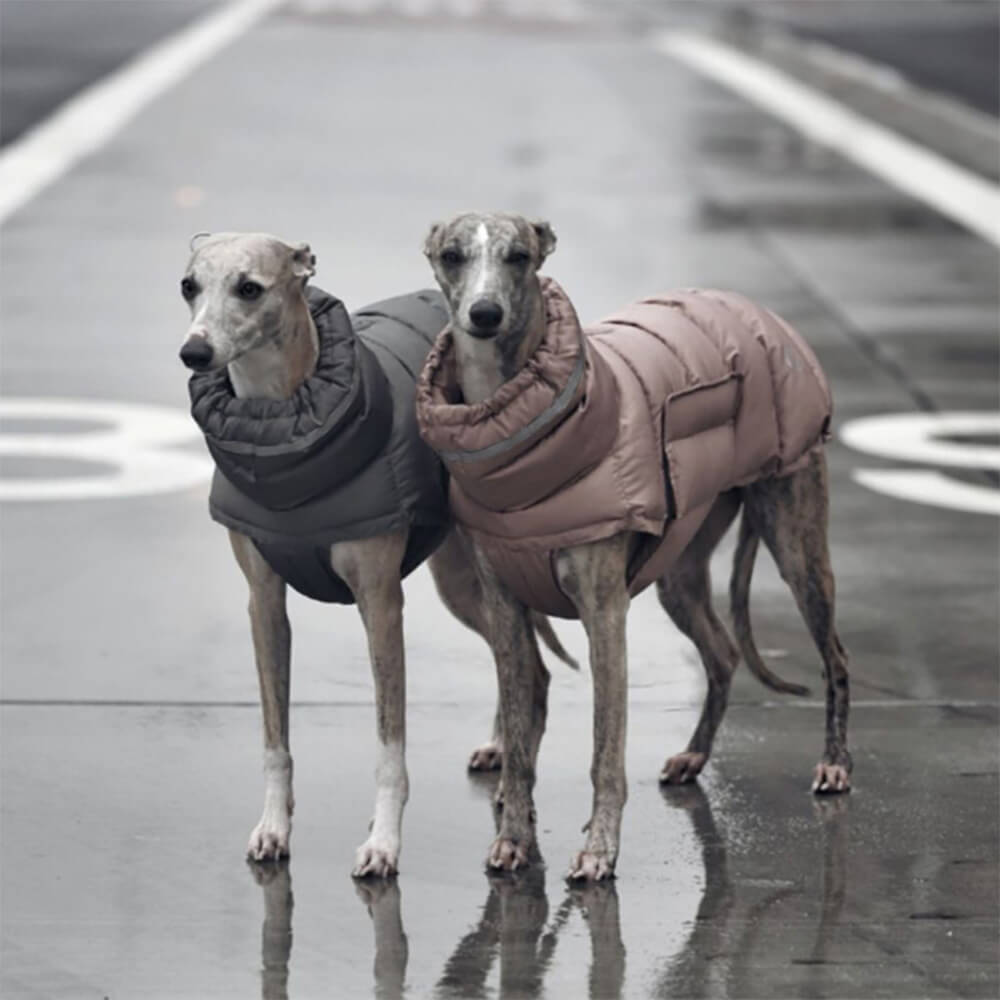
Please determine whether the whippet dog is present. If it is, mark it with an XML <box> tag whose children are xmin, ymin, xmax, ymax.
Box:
<box><xmin>421</xmin><ymin>212</ymin><xmax>851</xmax><ymax>881</ymax></box>
<box><xmin>179</xmin><ymin>233</ymin><xmax>571</xmax><ymax>877</ymax></box>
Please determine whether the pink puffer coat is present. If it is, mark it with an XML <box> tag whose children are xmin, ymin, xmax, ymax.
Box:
<box><xmin>416</xmin><ymin>277</ymin><xmax>831</xmax><ymax>618</ymax></box>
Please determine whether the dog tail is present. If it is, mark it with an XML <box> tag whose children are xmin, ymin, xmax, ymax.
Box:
<box><xmin>531</xmin><ymin>612</ymin><xmax>580</xmax><ymax>670</ymax></box>
<box><xmin>730</xmin><ymin>510</ymin><xmax>810</xmax><ymax>696</ymax></box>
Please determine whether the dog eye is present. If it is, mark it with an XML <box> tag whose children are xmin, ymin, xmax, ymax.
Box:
<box><xmin>180</xmin><ymin>277</ymin><xmax>198</xmax><ymax>301</ymax></box>
<box><xmin>506</xmin><ymin>249</ymin><xmax>531</xmax><ymax>265</ymax></box>
<box><xmin>440</xmin><ymin>248</ymin><xmax>464</xmax><ymax>266</ymax></box>
<box><xmin>237</xmin><ymin>280</ymin><xmax>264</xmax><ymax>301</ymax></box>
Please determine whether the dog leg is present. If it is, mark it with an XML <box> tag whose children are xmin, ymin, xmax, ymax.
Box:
<box><xmin>428</xmin><ymin>528</ymin><xmax>503</xmax><ymax>771</ymax></box>
<box><xmin>473</xmin><ymin>545</ymin><xmax>543</xmax><ymax>872</ymax></box>
<box><xmin>557</xmin><ymin>536</ymin><xmax>630</xmax><ymax>881</ymax></box>
<box><xmin>231</xmin><ymin>531</ymin><xmax>294</xmax><ymax>862</ymax></box>
<box><xmin>744</xmin><ymin>453</ymin><xmax>852</xmax><ymax>793</ymax></box>
<box><xmin>332</xmin><ymin>532</ymin><xmax>411</xmax><ymax>877</ymax></box>
<box><xmin>657</xmin><ymin>496</ymin><xmax>742</xmax><ymax>785</ymax></box>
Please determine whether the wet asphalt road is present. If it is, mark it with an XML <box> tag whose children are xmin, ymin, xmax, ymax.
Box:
<box><xmin>1</xmin><ymin>1</ymin><xmax>998</xmax><ymax>998</ymax></box>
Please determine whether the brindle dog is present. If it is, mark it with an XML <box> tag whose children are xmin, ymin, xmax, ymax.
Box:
<box><xmin>423</xmin><ymin>212</ymin><xmax>851</xmax><ymax>881</ymax></box>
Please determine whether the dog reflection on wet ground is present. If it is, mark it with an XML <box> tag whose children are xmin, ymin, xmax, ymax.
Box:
<box><xmin>247</xmin><ymin>860</ymin><xmax>293</xmax><ymax>1000</ymax></box>
<box><xmin>435</xmin><ymin>870</ymin><xmax>625</xmax><ymax>1000</ymax></box>
<box><xmin>247</xmin><ymin>787</ymin><xmax>850</xmax><ymax>999</ymax></box>
<box><xmin>656</xmin><ymin>786</ymin><xmax>850</xmax><ymax>998</ymax></box>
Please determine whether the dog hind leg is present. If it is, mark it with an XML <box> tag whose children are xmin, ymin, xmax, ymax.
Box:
<box><xmin>657</xmin><ymin>495</ymin><xmax>742</xmax><ymax>785</ymax></box>
<box><xmin>742</xmin><ymin>452</ymin><xmax>852</xmax><ymax>793</ymax></box>
<box><xmin>428</xmin><ymin>528</ymin><xmax>504</xmax><ymax>771</ymax></box>
<box><xmin>231</xmin><ymin>530</ymin><xmax>294</xmax><ymax>861</ymax></box>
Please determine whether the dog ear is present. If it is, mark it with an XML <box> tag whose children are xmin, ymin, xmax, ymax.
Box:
<box><xmin>532</xmin><ymin>220</ymin><xmax>557</xmax><ymax>262</ymax></box>
<box><xmin>189</xmin><ymin>231</ymin><xmax>213</xmax><ymax>252</ymax></box>
<box><xmin>290</xmin><ymin>242</ymin><xmax>316</xmax><ymax>281</ymax></box>
<box><xmin>423</xmin><ymin>222</ymin><xmax>443</xmax><ymax>258</ymax></box>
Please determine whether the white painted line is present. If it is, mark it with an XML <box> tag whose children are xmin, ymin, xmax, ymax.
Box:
<box><xmin>0</xmin><ymin>0</ymin><xmax>283</xmax><ymax>226</ymax></box>
<box><xmin>655</xmin><ymin>31</ymin><xmax>1000</xmax><ymax>246</ymax></box>
<box><xmin>0</xmin><ymin>398</ymin><xmax>213</xmax><ymax>501</ymax></box>
<box><xmin>840</xmin><ymin>412</ymin><xmax>1000</xmax><ymax>470</ymax></box>
<box><xmin>853</xmin><ymin>469</ymin><xmax>1000</xmax><ymax>516</ymax></box>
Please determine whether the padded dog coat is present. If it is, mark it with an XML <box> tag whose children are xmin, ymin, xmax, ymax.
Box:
<box><xmin>189</xmin><ymin>285</ymin><xmax>450</xmax><ymax>603</ymax></box>
<box><xmin>416</xmin><ymin>276</ymin><xmax>831</xmax><ymax>618</ymax></box>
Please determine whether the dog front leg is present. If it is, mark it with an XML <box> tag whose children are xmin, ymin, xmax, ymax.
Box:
<box><xmin>474</xmin><ymin>547</ymin><xmax>541</xmax><ymax>872</ymax></box>
<box><xmin>231</xmin><ymin>531</ymin><xmax>294</xmax><ymax>862</ymax></box>
<box><xmin>557</xmin><ymin>538</ymin><xmax>630</xmax><ymax>881</ymax></box>
<box><xmin>333</xmin><ymin>534</ymin><xmax>410</xmax><ymax>878</ymax></box>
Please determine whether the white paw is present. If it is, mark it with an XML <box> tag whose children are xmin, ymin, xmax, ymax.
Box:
<box><xmin>247</xmin><ymin>807</ymin><xmax>291</xmax><ymax>862</ymax></box>
<box><xmin>352</xmin><ymin>835</ymin><xmax>400</xmax><ymax>879</ymax></box>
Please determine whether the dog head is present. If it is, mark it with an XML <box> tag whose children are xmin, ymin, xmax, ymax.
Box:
<box><xmin>178</xmin><ymin>232</ymin><xmax>316</xmax><ymax>371</ymax></box>
<box><xmin>423</xmin><ymin>212</ymin><xmax>555</xmax><ymax>343</ymax></box>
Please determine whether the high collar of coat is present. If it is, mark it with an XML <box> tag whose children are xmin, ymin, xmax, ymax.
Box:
<box><xmin>416</xmin><ymin>276</ymin><xmax>619</xmax><ymax>510</ymax></box>
<box><xmin>189</xmin><ymin>284</ymin><xmax>393</xmax><ymax>509</ymax></box>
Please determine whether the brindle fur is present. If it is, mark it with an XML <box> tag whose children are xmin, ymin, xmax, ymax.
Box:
<box><xmin>423</xmin><ymin>212</ymin><xmax>852</xmax><ymax>881</ymax></box>
<box><xmin>180</xmin><ymin>232</ymin><xmax>571</xmax><ymax>878</ymax></box>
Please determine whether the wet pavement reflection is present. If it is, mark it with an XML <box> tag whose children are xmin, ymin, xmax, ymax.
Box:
<box><xmin>247</xmin><ymin>781</ymin><xmax>863</xmax><ymax>999</ymax></box>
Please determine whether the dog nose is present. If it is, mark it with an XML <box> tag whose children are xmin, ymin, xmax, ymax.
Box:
<box><xmin>469</xmin><ymin>298</ymin><xmax>504</xmax><ymax>332</ymax></box>
<box><xmin>180</xmin><ymin>335</ymin><xmax>214</xmax><ymax>371</ymax></box>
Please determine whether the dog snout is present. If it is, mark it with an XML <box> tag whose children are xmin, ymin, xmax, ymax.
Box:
<box><xmin>180</xmin><ymin>334</ymin><xmax>214</xmax><ymax>371</ymax></box>
<box><xmin>468</xmin><ymin>298</ymin><xmax>504</xmax><ymax>336</ymax></box>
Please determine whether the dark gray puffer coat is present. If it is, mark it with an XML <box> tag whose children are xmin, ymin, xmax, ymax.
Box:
<box><xmin>189</xmin><ymin>286</ymin><xmax>450</xmax><ymax>603</ymax></box>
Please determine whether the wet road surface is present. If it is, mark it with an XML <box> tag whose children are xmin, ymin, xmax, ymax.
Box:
<box><xmin>1</xmin><ymin>2</ymin><xmax>997</xmax><ymax>997</ymax></box>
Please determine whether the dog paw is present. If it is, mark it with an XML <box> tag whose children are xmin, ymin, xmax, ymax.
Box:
<box><xmin>487</xmin><ymin>836</ymin><xmax>530</xmax><ymax>872</ymax></box>
<box><xmin>352</xmin><ymin>836</ymin><xmax>400</xmax><ymax>879</ymax></box>
<box><xmin>468</xmin><ymin>741</ymin><xmax>503</xmax><ymax>771</ymax></box>
<box><xmin>812</xmin><ymin>762</ymin><xmax>851</xmax><ymax>794</ymax></box>
<box><xmin>568</xmin><ymin>849</ymin><xmax>616</xmax><ymax>882</ymax></box>
<box><xmin>247</xmin><ymin>813</ymin><xmax>291</xmax><ymax>862</ymax></box>
<box><xmin>659</xmin><ymin>751</ymin><xmax>707</xmax><ymax>784</ymax></box>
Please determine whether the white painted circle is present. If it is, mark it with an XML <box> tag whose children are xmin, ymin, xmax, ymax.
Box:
<box><xmin>839</xmin><ymin>411</ymin><xmax>1000</xmax><ymax>470</ymax></box>
<box><xmin>0</xmin><ymin>398</ymin><xmax>213</xmax><ymax>501</ymax></box>
<box><xmin>840</xmin><ymin>410</ymin><xmax>1000</xmax><ymax>516</ymax></box>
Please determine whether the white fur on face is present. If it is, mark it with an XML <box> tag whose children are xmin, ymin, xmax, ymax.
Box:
<box><xmin>472</xmin><ymin>221</ymin><xmax>491</xmax><ymax>299</ymax></box>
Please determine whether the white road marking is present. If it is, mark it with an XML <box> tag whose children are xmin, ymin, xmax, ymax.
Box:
<box><xmin>853</xmin><ymin>469</ymin><xmax>1000</xmax><ymax>516</ymax></box>
<box><xmin>0</xmin><ymin>398</ymin><xmax>213</xmax><ymax>501</ymax></box>
<box><xmin>840</xmin><ymin>412</ymin><xmax>1000</xmax><ymax>469</ymax></box>
<box><xmin>290</xmin><ymin>0</ymin><xmax>586</xmax><ymax>20</ymax></box>
<box><xmin>655</xmin><ymin>31</ymin><xmax>1000</xmax><ymax>247</ymax></box>
<box><xmin>839</xmin><ymin>411</ymin><xmax>1000</xmax><ymax>516</ymax></box>
<box><xmin>0</xmin><ymin>0</ymin><xmax>283</xmax><ymax>226</ymax></box>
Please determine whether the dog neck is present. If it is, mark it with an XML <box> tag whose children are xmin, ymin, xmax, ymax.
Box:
<box><xmin>454</xmin><ymin>285</ymin><xmax>547</xmax><ymax>405</ymax></box>
<box><xmin>228</xmin><ymin>295</ymin><xmax>319</xmax><ymax>400</ymax></box>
